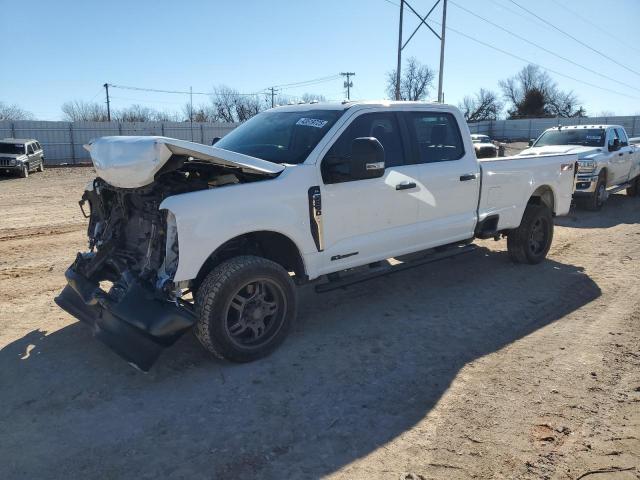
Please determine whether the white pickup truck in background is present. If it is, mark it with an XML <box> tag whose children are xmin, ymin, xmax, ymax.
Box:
<box><xmin>55</xmin><ymin>101</ymin><xmax>577</xmax><ymax>370</ymax></box>
<box><xmin>520</xmin><ymin>125</ymin><xmax>640</xmax><ymax>210</ymax></box>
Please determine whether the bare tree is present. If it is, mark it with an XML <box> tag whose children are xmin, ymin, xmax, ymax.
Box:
<box><xmin>182</xmin><ymin>103</ymin><xmax>217</xmax><ymax>122</ymax></box>
<box><xmin>61</xmin><ymin>100</ymin><xmax>109</xmax><ymax>121</ymax></box>
<box><xmin>209</xmin><ymin>86</ymin><xmax>264</xmax><ymax>123</ymax></box>
<box><xmin>499</xmin><ymin>64</ymin><xmax>584</xmax><ymax>118</ymax></box>
<box><xmin>301</xmin><ymin>93</ymin><xmax>327</xmax><ymax>103</ymax></box>
<box><xmin>597</xmin><ymin>110</ymin><xmax>616</xmax><ymax>117</ymax></box>
<box><xmin>116</xmin><ymin>104</ymin><xmax>159</xmax><ymax>122</ymax></box>
<box><xmin>0</xmin><ymin>101</ymin><xmax>33</xmax><ymax>120</ymax></box>
<box><xmin>386</xmin><ymin>57</ymin><xmax>436</xmax><ymax>101</ymax></box>
<box><xmin>459</xmin><ymin>89</ymin><xmax>502</xmax><ymax>121</ymax></box>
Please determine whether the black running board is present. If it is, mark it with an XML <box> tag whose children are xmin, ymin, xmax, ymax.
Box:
<box><xmin>315</xmin><ymin>244</ymin><xmax>477</xmax><ymax>293</ymax></box>
<box><xmin>607</xmin><ymin>181</ymin><xmax>632</xmax><ymax>195</ymax></box>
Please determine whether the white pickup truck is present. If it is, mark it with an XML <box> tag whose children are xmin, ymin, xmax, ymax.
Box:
<box><xmin>520</xmin><ymin>125</ymin><xmax>640</xmax><ymax>210</ymax></box>
<box><xmin>55</xmin><ymin>101</ymin><xmax>576</xmax><ymax>370</ymax></box>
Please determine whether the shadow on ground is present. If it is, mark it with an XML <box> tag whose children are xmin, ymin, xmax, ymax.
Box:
<box><xmin>557</xmin><ymin>193</ymin><xmax>640</xmax><ymax>229</ymax></box>
<box><xmin>0</xmin><ymin>246</ymin><xmax>601</xmax><ymax>479</ymax></box>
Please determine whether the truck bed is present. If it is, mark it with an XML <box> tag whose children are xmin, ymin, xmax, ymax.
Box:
<box><xmin>478</xmin><ymin>153</ymin><xmax>577</xmax><ymax>231</ymax></box>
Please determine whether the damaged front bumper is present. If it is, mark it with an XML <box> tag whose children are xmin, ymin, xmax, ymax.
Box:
<box><xmin>55</xmin><ymin>256</ymin><xmax>196</xmax><ymax>372</ymax></box>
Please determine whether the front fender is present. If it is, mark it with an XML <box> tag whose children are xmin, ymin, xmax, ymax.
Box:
<box><xmin>160</xmin><ymin>167</ymin><xmax>317</xmax><ymax>282</ymax></box>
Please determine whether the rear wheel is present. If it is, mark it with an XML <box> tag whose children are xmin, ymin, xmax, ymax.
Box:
<box><xmin>507</xmin><ymin>203</ymin><xmax>554</xmax><ymax>264</ymax></box>
<box><xmin>195</xmin><ymin>255</ymin><xmax>296</xmax><ymax>362</ymax></box>
<box><xmin>37</xmin><ymin>161</ymin><xmax>45</xmax><ymax>172</ymax></box>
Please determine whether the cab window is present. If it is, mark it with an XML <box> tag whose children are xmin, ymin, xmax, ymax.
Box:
<box><xmin>321</xmin><ymin>112</ymin><xmax>406</xmax><ymax>183</ymax></box>
<box><xmin>608</xmin><ymin>129</ymin><xmax>620</xmax><ymax>148</ymax></box>
<box><xmin>27</xmin><ymin>144</ymin><xmax>35</xmax><ymax>154</ymax></box>
<box><xmin>615</xmin><ymin>128</ymin><xmax>628</xmax><ymax>146</ymax></box>
<box><xmin>404</xmin><ymin>112</ymin><xmax>465</xmax><ymax>163</ymax></box>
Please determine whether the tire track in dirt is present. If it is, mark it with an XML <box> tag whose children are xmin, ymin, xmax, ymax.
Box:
<box><xmin>0</xmin><ymin>222</ymin><xmax>86</xmax><ymax>241</ymax></box>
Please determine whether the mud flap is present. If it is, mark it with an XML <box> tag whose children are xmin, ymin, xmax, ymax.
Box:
<box><xmin>55</xmin><ymin>268</ymin><xmax>196</xmax><ymax>372</ymax></box>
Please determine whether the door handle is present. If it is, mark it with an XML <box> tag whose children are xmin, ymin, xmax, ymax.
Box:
<box><xmin>395</xmin><ymin>182</ymin><xmax>417</xmax><ymax>191</ymax></box>
<box><xmin>459</xmin><ymin>173</ymin><xmax>477</xmax><ymax>181</ymax></box>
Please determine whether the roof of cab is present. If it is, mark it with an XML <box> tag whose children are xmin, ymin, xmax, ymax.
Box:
<box><xmin>269</xmin><ymin>100</ymin><xmax>446</xmax><ymax>112</ymax></box>
<box><xmin>1</xmin><ymin>138</ymin><xmax>37</xmax><ymax>144</ymax></box>
<box><xmin>544</xmin><ymin>125</ymin><xmax>623</xmax><ymax>131</ymax></box>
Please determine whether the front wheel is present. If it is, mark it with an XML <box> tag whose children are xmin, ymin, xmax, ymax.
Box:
<box><xmin>583</xmin><ymin>176</ymin><xmax>607</xmax><ymax>211</ymax></box>
<box><xmin>195</xmin><ymin>255</ymin><xmax>296</xmax><ymax>362</ymax></box>
<box><xmin>19</xmin><ymin>164</ymin><xmax>29</xmax><ymax>178</ymax></box>
<box><xmin>507</xmin><ymin>203</ymin><xmax>554</xmax><ymax>264</ymax></box>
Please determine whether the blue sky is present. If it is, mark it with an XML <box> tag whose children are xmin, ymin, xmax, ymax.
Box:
<box><xmin>2</xmin><ymin>0</ymin><xmax>639</xmax><ymax>120</ymax></box>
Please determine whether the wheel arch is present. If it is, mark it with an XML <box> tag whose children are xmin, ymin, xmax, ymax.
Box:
<box><xmin>529</xmin><ymin>184</ymin><xmax>556</xmax><ymax>214</ymax></box>
<box><xmin>193</xmin><ymin>230</ymin><xmax>307</xmax><ymax>290</ymax></box>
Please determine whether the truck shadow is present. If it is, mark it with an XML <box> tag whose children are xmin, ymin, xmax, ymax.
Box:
<box><xmin>558</xmin><ymin>193</ymin><xmax>640</xmax><ymax>229</ymax></box>
<box><xmin>0</xmin><ymin>246</ymin><xmax>600</xmax><ymax>479</ymax></box>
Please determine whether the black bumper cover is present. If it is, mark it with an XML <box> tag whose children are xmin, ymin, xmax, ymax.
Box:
<box><xmin>55</xmin><ymin>268</ymin><xmax>196</xmax><ymax>371</ymax></box>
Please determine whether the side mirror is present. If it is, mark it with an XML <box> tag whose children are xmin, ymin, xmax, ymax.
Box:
<box><xmin>211</xmin><ymin>137</ymin><xmax>221</xmax><ymax>146</ymax></box>
<box><xmin>609</xmin><ymin>138</ymin><xmax>620</xmax><ymax>152</ymax></box>
<box><xmin>528</xmin><ymin>139</ymin><xmax>535</xmax><ymax>147</ymax></box>
<box><xmin>350</xmin><ymin>137</ymin><xmax>385</xmax><ymax>180</ymax></box>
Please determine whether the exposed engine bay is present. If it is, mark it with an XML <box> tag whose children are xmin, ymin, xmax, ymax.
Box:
<box><xmin>55</xmin><ymin>150</ymin><xmax>275</xmax><ymax>371</ymax></box>
<box><xmin>77</xmin><ymin>158</ymin><xmax>264</xmax><ymax>297</ymax></box>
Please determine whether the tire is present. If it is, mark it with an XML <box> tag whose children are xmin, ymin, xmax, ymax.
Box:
<box><xmin>37</xmin><ymin>161</ymin><xmax>45</xmax><ymax>173</ymax></box>
<box><xmin>195</xmin><ymin>255</ymin><xmax>296</xmax><ymax>362</ymax></box>
<box><xmin>19</xmin><ymin>164</ymin><xmax>29</xmax><ymax>178</ymax></box>
<box><xmin>582</xmin><ymin>175</ymin><xmax>607</xmax><ymax>211</ymax></box>
<box><xmin>507</xmin><ymin>203</ymin><xmax>554</xmax><ymax>265</ymax></box>
<box><xmin>626</xmin><ymin>176</ymin><xmax>639</xmax><ymax>197</ymax></box>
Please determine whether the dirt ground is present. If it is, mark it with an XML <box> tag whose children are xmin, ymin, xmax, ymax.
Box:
<box><xmin>1</xmin><ymin>164</ymin><xmax>639</xmax><ymax>480</ymax></box>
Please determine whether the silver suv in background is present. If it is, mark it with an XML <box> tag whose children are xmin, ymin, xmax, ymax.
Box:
<box><xmin>0</xmin><ymin>139</ymin><xmax>45</xmax><ymax>178</ymax></box>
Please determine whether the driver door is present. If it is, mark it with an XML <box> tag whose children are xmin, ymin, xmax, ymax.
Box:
<box><xmin>316</xmin><ymin>111</ymin><xmax>424</xmax><ymax>274</ymax></box>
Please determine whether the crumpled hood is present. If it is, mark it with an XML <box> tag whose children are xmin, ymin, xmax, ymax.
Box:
<box><xmin>519</xmin><ymin>145</ymin><xmax>602</xmax><ymax>158</ymax></box>
<box><xmin>85</xmin><ymin>136</ymin><xmax>284</xmax><ymax>188</ymax></box>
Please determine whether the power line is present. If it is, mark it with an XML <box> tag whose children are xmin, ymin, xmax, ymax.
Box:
<box><xmin>422</xmin><ymin>16</ymin><xmax>640</xmax><ymax>101</ymax></box>
<box><xmin>550</xmin><ymin>0</ymin><xmax>640</xmax><ymax>56</ymax></box>
<box><xmin>272</xmin><ymin>75</ymin><xmax>342</xmax><ymax>89</ymax></box>
<box><xmin>508</xmin><ymin>0</ymin><xmax>640</xmax><ymax>78</ymax></box>
<box><xmin>449</xmin><ymin>0</ymin><xmax>640</xmax><ymax>93</ymax></box>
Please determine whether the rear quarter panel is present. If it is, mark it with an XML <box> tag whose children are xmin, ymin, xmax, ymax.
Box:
<box><xmin>478</xmin><ymin>153</ymin><xmax>576</xmax><ymax>230</ymax></box>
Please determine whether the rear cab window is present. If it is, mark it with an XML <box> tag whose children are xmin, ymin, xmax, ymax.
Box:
<box><xmin>404</xmin><ymin>112</ymin><xmax>465</xmax><ymax>163</ymax></box>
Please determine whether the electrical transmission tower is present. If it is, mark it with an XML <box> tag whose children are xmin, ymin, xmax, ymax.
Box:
<box><xmin>395</xmin><ymin>0</ymin><xmax>447</xmax><ymax>102</ymax></box>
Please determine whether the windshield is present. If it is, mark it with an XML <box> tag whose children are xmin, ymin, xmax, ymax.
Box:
<box><xmin>0</xmin><ymin>143</ymin><xmax>25</xmax><ymax>155</ymax></box>
<box><xmin>215</xmin><ymin>109</ymin><xmax>345</xmax><ymax>164</ymax></box>
<box><xmin>472</xmin><ymin>136</ymin><xmax>490</xmax><ymax>144</ymax></box>
<box><xmin>534</xmin><ymin>129</ymin><xmax>605</xmax><ymax>147</ymax></box>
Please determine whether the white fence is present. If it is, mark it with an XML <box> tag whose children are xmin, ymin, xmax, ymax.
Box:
<box><xmin>468</xmin><ymin>115</ymin><xmax>640</xmax><ymax>142</ymax></box>
<box><xmin>0</xmin><ymin>121</ymin><xmax>238</xmax><ymax>165</ymax></box>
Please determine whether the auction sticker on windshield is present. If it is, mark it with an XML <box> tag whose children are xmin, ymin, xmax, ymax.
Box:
<box><xmin>296</xmin><ymin>118</ymin><xmax>328</xmax><ymax>128</ymax></box>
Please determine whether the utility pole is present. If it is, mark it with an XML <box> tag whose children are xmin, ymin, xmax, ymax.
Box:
<box><xmin>269</xmin><ymin>87</ymin><xmax>279</xmax><ymax>108</ymax></box>
<box><xmin>190</xmin><ymin>86</ymin><xmax>194</xmax><ymax>142</ymax></box>
<box><xmin>103</xmin><ymin>83</ymin><xmax>111</xmax><ymax>121</ymax></box>
<box><xmin>340</xmin><ymin>72</ymin><xmax>355</xmax><ymax>100</ymax></box>
<box><xmin>396</xmin><ymin>0</ymin><xmax>404</xmax><ymax>100</ymax></box>
<box><xmin>437</xmin><ymin>0</ymin><xmax>447</xmax><ymax>103</ymax></box>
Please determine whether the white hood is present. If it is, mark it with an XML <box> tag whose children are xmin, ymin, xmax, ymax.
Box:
<box><xmin>84</xmin><ymin>136</ymin><xmax>284</xmax><ymax>188</ymax></box>
<box><xmin>519</xmin><ymin>145</ymin><xmax>602</xmax><ymax>158</ymax></box>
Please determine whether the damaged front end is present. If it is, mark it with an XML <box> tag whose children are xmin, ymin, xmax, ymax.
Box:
<box><xmin>55</xmin><ymin>136</ymin><xmax>280</xmax><ymax>371</ymax></box>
